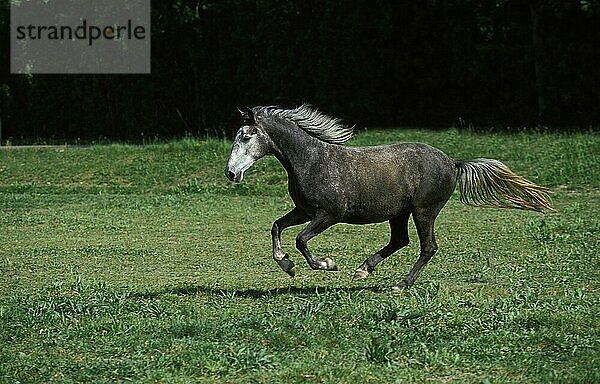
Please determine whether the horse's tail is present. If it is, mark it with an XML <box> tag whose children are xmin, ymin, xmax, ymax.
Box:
<box><xmin>455</xmin><ymin>159</ymin><xmax>555</xmax><ymax>212</ymax></box>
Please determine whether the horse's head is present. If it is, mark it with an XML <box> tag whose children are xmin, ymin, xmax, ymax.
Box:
<box><xmin>224</xmin><ymin>108</ymin><xmax>271</xmax><ymax>183</ymax></box>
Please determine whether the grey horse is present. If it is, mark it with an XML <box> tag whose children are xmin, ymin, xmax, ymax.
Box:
<box><xmin>224</xmin><ymin>105</ymin><xmax>553</xmax><ymax>290</ymax></box>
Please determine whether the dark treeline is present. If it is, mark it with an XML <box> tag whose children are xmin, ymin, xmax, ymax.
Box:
<box><xmin>0</xmin><ymin>1</ymin><xmax>598</xmax><ymax>143</ymax></box>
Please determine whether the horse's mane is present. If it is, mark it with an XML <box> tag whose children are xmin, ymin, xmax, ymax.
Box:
<box><xmin>253</xmin><ymin>104</ymin><xmax>353</xmax><ymax>145</ymax></box>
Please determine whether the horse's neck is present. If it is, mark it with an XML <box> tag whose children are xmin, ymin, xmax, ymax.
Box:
<box><xmin>267</xmin><ymin>125</ymin><xmax>326</xmax><ymax>178</ymax></box>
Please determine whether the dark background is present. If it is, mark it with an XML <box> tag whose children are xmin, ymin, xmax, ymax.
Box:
<box><xmin>0</xmin><ymin>0</ymin><xmax>598</xmax><ymax>143</ymax></box>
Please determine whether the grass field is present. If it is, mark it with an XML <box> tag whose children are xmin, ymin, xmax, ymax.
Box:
<box><xmin>0</xmin><ymin>129</ymin><xmax>598</xmax><ymax>383</ymax></box>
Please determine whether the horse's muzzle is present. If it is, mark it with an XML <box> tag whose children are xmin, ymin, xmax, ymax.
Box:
<box><xmin>224</xmin><ymin>166</ymin><xmax>242</xmax><ymax>182</ymax></box>
<box><xmin>225</xmin><ymin>168</ymin><xmax>235</xmax><ymax>181</ymax></box>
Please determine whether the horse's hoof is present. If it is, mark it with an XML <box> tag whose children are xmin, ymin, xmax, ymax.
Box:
<box><xmin>324</xmin><ymin>258</ymin><xmax>338</xmax><ymax>271</ymax></box>
<box><xmin>392</xmin><ymin>281</ymin><xmax>410</xmax><ymax>292</ymax></box>
<box><xmin>278</xmin><ymin>257</ymin><xmax>296</xmax><ymax>277</ymax></box>
<box><xmin>286</xmin><ymin>267</ymin><xmax>296</xmax><ymax>277</ymax></box>
<box><xmin>353</xmin><ymin>268</ymin><xmax>369</xmax><ymax>280</ymax></box>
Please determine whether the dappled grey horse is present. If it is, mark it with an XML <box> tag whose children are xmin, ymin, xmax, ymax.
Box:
<box><xmin>225</xmin><ymin>105</ymin><xmax>553</xmax><ymax>290</ymax></box>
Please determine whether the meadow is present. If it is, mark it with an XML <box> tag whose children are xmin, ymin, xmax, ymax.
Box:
<box><xmin>0</xmin><ymin>129</ymin><xmax>598</xmax><ymax>383</ymax></box>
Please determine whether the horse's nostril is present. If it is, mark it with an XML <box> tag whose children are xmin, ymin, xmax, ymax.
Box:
<box><xmin>227</xmin><ymin>170</ymin><xmax>236</xmax><ymax>181</ymax></box>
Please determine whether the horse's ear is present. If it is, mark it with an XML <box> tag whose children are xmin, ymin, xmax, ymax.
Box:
<box><xmin>246</xmin><ymin>108</ymin><xmax>256</xmax><ymax>125</ymax></box>
<box><xmin>239</xmin><ymin>107</ymin><xmax>256</xmax><ymax>125</ymax></box>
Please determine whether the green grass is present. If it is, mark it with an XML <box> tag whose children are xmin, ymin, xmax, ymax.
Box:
<box><xmin>0</xmin><ymin>129</ymin><xmax>598</xmax><ymax>383</ymax></box>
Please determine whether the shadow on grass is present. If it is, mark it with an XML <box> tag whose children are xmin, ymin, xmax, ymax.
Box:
<box><xmin>132</xmin><ymin>284</ymin><xmax>388</xmax><ymax>300</ymax></box>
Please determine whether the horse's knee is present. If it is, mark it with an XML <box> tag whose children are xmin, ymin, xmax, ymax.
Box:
<box><xmin>421</xmin><ymin>241</ymin><xmax>438</xmax><ymax>259</ymax></box>
<box><xmin>295</xmin><ymin>233</ymin><xmax>307</xmax><ymax>250</ymax></box>
<box><xmin>396</xmin><ymin>237</ymin><xmax>410</xmax><ymax>249</ymax></box>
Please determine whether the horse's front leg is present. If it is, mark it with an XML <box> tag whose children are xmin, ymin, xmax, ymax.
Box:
<box><xmin>295</xmin><ymin>212</ymin><xmax>338</xmax><ymax>271</ymax></box>
<box><xmin>272</xmin><ymin>207</ymin><xmax>310</xmax><ymax>277</ymax></box>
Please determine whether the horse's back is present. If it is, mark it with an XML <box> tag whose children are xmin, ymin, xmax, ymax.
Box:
<box><xmin>347</xmin><ymin>142</ymin><xmax>455</xmax><ymax>185</ymax></box>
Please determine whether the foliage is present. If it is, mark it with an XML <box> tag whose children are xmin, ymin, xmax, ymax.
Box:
<box><xmin>1</xmin><ymin>1</ymin><xmax>599</xmax><ymax>144</ymax></box>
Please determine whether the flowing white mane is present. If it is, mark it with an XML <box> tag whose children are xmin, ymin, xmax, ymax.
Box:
<box><xmin>254</xmin><ymin>104</ymin><xmax>353</xmax><ymax>144</ymax></box>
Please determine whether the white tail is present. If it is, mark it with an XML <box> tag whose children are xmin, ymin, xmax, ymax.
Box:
<box><xmin>455</xmin><ymin>159</ymin><xmax>555</xmax><ymax>212</ymax></box>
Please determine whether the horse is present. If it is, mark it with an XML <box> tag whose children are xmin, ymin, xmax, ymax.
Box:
<box><xmin>224</xmin><ymin>105</ymin><xmax>554</xmax><ymax>290</ymax></box>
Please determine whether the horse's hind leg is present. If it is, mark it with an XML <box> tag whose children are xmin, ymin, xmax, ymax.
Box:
<box><xmin>295</xmin><ymin>211</ymin><xmax>338</xmax><ymax>271</ymax></box>
<box><xmin>393</xmin><ymin>205</ymin><xmax>443</xmax><ymax>291</ymax></box>
<box><xmin>353</xmin><ymin>213</ymin><xmax>410</xmax><ymax>280</ymax></box>
<box><xmin>272</xmin><ymin>208</ymin><xmax>310</xmax><ymax>277</ymax></box>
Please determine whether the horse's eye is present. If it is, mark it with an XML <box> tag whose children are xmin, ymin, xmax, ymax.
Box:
<box><xmin>241</xmin><ymin>135</ymin><xmax>252</xmax><ymax>142</ymax></box>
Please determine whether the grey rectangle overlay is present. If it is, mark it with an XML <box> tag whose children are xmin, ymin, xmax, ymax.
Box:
<box><xmin>11</xmin><ymin>0</ymin><xmax>150</xmax><ymax>74</ymax></box>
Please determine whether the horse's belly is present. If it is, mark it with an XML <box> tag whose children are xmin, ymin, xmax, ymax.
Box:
<box><xmin>341</xmin><ymin>189</ymin><xmax>412</xmax><ymax>224</ymax></box>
